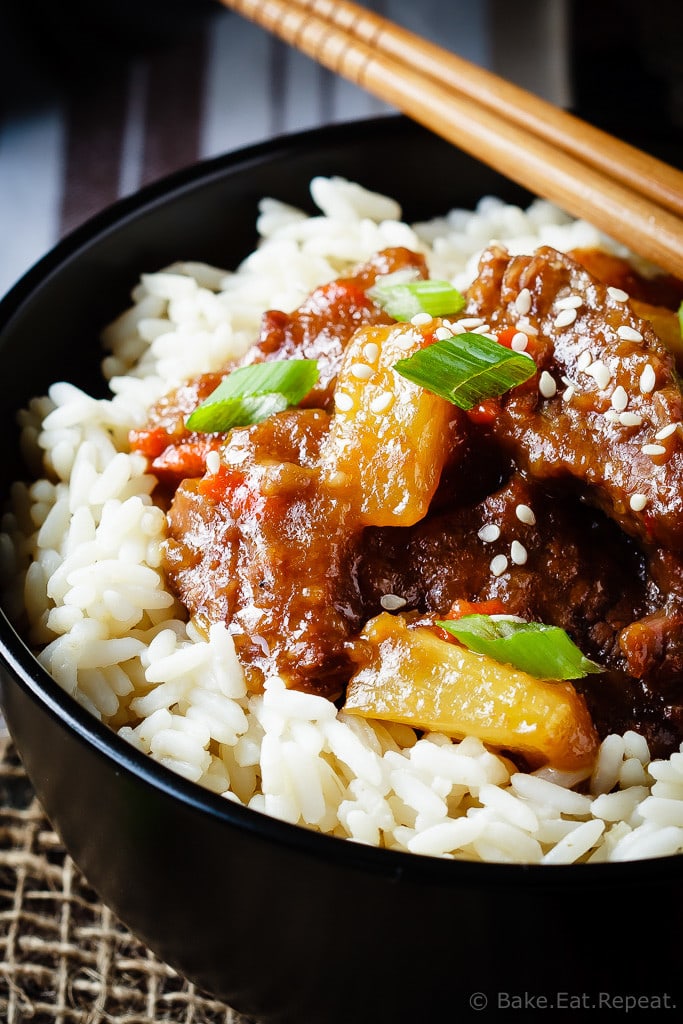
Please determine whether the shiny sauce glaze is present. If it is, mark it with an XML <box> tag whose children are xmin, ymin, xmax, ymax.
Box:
<box><xmin>131</xmin><ymin>245</ymin><xmax>683</xmax><ymax>758</ymax></box>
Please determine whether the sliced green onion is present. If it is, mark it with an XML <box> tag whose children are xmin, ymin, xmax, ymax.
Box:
<box><xmin>185</xmin><ymin>359</ymin><xmax>319</xmax><ymax>433</ymax></box>
<box><xmin>394</xmin><ymin>332</ymin><xmax>536</xmax><ymax>410</ymax></box>
<box><xmin>678</xmin><ymin>299</ymin><xmax>683</xmax><ymax>338</ymax></box>
<box><xmin>437</xmin><ymin>615</ymin><xmax>603</xmax><ymax>680</ymax></box>
<box><xmin>368</xmin><ymin>277</ymin><xmax>465</xmax><ymax>321</ymax></box>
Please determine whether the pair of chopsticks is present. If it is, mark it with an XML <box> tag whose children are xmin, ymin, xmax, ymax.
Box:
<box><xmin>219</xmin><ymin>0</ymin><xmax>683</xmax><ymax>279</ymax></box>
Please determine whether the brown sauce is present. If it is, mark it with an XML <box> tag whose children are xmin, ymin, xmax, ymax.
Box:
<box><xmin>132</xmin><ymin>244</ymin><xmax>683</xmax><ymax>758</ymax></box>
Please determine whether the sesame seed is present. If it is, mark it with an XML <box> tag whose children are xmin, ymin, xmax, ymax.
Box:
<box><xmin>515</xmin><ymin>503</ymin><xmax>536</xmax><ymax>525</ymax></box>
<box><xmin>617</xmin><ymin>325</ymin><xmax>643</xmax><ymax>343</ymax></box>
<box><xmin>556</xmin><ymin>294</ymin><xmax>583</xmax><ymax>310</ymax></box>
<box><xmin>434</xmin><ymin>326</ymin><xmax>453</xmax><ymax>341</ymax></box>
<box><xmin>458</xmin><ymin>317</ymin><xmax>485</xmax><ymax>329</ymax></box>
<box><xmin>335</xmin><ymin>392</ymin><xmax>354</xmax><ymax>412</ymax></box>
<box><xmin>490</xmin><ymin>554</ymin><xmax>509</xmax><ymax>577</ymax></box>
<box><xmin>482</xmin><ymin>332</ymin><xmax>499</xmax><ymax>342</ymax></box>
<box><xmin>603</xmin><ymin>410</ymin><xmax>621</xmax><ymax>423</ymax></box>
<box><xmin>478</xmin><ymin>524</ymin><xmax>501</xmax><ymax>543</ymax></box>
<box><xmin>411</xmin><ymin>312</ymin><xmax>432</xmax><ymax>326</ymax></box>
<box><xmin>351</xmin><ymin>362</ymin><xmax>374</xmax><ymax>381</ymax></box>
<box><xmin>450</xmin><ymin>321</ymin><xmax>468</xmax><ymax>335</ymax></box>
<box><xmin>629</xmin><ymin>494</ymin><xmax>648</xmax><ymax>511</ymax></box>
<box><xmin>639</xmin><ymin>364</ymin><xmax>656</xmax><ymax>394</ymax></box>
<box><xmin>619</xmin><ymin>411</ymin><xmax>643</xmax><ymax>426</ymax></box>
<box><xmin>586</xmin><ymin>360</ymin><xmax>611</xmax><ymax>389</ymax></box>
<box><xmin>363</xmin><ymin>342</ymin><xmax>380</xmax><ymax>363</ymax></box>
<box><xmin>517</xmin><ymin>318</ymin><xmax>538</xmax><ymax>336</ymax></box>
<box><xmin>539</xmin><ymin>371</ymin><xmax>557</xmax><ymax>398</ymax></box>
<box><xmin>642</xmin><ymin>443</ymin><xmax>666</xmax><ymax>456</ymax></box>
<box><xmin>510</xmin><ymin>540</ymin><xmax>528</xmax><ymax>565</ymax></box>
<box><xmin>206</xmin><ymin>450</ymin><xmax>220</xmax><ymax>475</ymax></box>
<box><xmin>611</xmin><ymin>385</ymin><xmax>628</xmax><ymax>411</ymax></box>
<box><xmin>562</xmin><ymin>385</ymin><xmax>576</xmax><ymax>404</ymax></box>
<box><xmin>515</xmin><ymin>288</ymin><xmax>532</xmax><ymax>315</ymax></box>
<box><xmin>608</xmin><ymin>286</ymin><xmax>629</xmax><ymax>302</ymax></box>
<box><xmin>577</xmin><ymin>350</ymin><xmax>592</xmax><ymax>372</ymax></box>
<box><xmin>369</xmin><ymin>391</ymin><xmax>393</xmax><ymax>414</ymax></box>
<box><xmin>396</xmin><ymin>334</ymin><xmax>416</xmax><ymax>350</ymax></box>
<box><xmin>380</xmin><ymin>594</ymin><xmax>407</xmax><ymax>611</ymax></box>
<box><xmin>511</xmin><ymin>332</ymin><xmax>529</xmax><ymax>352</ymax></box>
<box><xmin>655</xmin><ymin>423</ymin><xmax>678</xmax><ymax>440</ymax></box>
<box><xmin>554</xmin><ymin>307</ymin><xmax>578</xmax><ymax>328</ymax></box>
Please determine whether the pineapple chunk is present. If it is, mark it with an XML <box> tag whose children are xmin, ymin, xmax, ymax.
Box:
<box><xmin>344</xmin><ymin>613</ymin><xmax>599</xmax><ymax>771</ymax></box>
<box><xmin>319</xmin><ymin>321</ymin><xmax>455</xmax><ymax>526</ymax></box>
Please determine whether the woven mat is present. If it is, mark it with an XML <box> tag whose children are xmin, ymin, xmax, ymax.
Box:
<box><xmin>0</xmin><ymin>736</ymin><xmax>255</xmax><ymax>1024</ymax></box>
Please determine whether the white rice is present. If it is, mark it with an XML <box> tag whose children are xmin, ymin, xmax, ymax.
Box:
<box><xmin>2</xmin><ymin>175</ymin><xmax>682</xmax><ymax>864</ymax></box>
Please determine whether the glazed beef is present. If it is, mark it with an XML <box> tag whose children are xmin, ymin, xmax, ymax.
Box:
<box><xmin>466</xmin><ymin>245</ymin><xmax>683</xmax><ymax>551</ymax></box>
<box><xmin>139</xmin><ymin>244</ymin><xmax>683</xmax><ymax>755</ymax></box>
<box><xmin>569</xmin><ymin>247</ymin><xmax>683</xmax><ymax>312</ymax></box>
<box><xmin>358</xmin><ymin>473</ymin><xmax>683</xmax><ymax>756</ymax></box>
<box><xmin>358</xmin><ymin>473</ymin><xmax>648</xmax><ymax>670</ymax></box>
<box><xmin>618</xmin><ymin>546</ymin><xmax>683</xmax><ymax>693</ymax></box>
<box><xmin>462</xmin><ymin>244</ymin><xmax>683</xmax><ymax>726</ymax></box>
<box><xmin>163</xmin><ymin>409</ymin><xmax>363</xmax><ymax>699</ymax></box>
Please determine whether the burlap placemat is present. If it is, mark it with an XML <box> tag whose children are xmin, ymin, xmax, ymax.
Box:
<box><xmin>0</xmin><ymin>736</ymin><xmax>255</xmax><ymax>1024</ymax></box>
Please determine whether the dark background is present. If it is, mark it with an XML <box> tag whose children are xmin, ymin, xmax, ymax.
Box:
<box><xmin>1</xmin><ymin>0</ymin><xmax>681</xmax><ymax>160</ymax></box>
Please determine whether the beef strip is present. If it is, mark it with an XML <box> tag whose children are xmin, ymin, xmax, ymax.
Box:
<box><xmin>466</xmin><ymin>244</ymin><xmax>683</xmax><ymax>551</ymax></box>
<box><xmin>359</xmin><ymin>472</ymin><xmax>683</xmax><ymax>757</ymax></box>
<box><xmin>465</xmin><ymin>245</ymin><xmax>683</xmax><ymax>703</ymax></box>
<box><xmin>618</xmin><ymin>546</ymin><xmax>683</xmax><ymax>695</ymax></box>
<box><xmin>163</xmin><ymin>409</ymin><xmax>363</xmax><ymax>699</ymax></box>
<box><xmin>359</xmin><ymin>472</ymin><xmax>648</xmax><ymax>670</ymax></box>
<box><xmin>568</xmin><ymin>247</ymin><xmax>683</xmax><ymax>311</ymax></box>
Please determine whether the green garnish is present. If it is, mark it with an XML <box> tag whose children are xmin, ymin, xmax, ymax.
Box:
<box><xmin>368</xmin><ymin>277</ymin><xmax>465</xmax><ymax>321</ymax></box>
<box><xmin>438</xmin><ymin>615</ymin><xmax>603</xmax><ymax>681</ymax></box>
<box><xmin>185</xmin><ymin>359</ymin><xmax>319</xmax><ymax>432</ymax></box>
<box><xmin>394</xmin><ymin>332</ymin><xmax>535</xmax><ymax>410</ymax></box>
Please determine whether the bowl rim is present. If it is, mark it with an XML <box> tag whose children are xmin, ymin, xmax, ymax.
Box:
<box><xmin>1</xmin><ymin>113</ymin><xmax>681</xmax><ymax>883</ymax></box>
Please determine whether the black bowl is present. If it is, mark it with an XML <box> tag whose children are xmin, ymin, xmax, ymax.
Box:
<box><xmin>1</xmin><ymin>116</ymin><xmax>681</xmax><ymax>1022</ymax></box>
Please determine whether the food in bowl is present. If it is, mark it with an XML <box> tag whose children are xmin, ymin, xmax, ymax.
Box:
<box><xmin>3</xmin><ymin>176</ymin><xmax>683</xmax><ymax>865</ymax></box>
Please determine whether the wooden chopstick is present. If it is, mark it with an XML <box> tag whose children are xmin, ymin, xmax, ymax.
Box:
<box><xmin>272</xmin><ymin>0</ymin><xmax>683</xmax><ymax>222</ymax></box>
<box><xmin>219</xmin><ymin>0</ymin><xmax>683</xmax><ymax>279</ymax></box>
